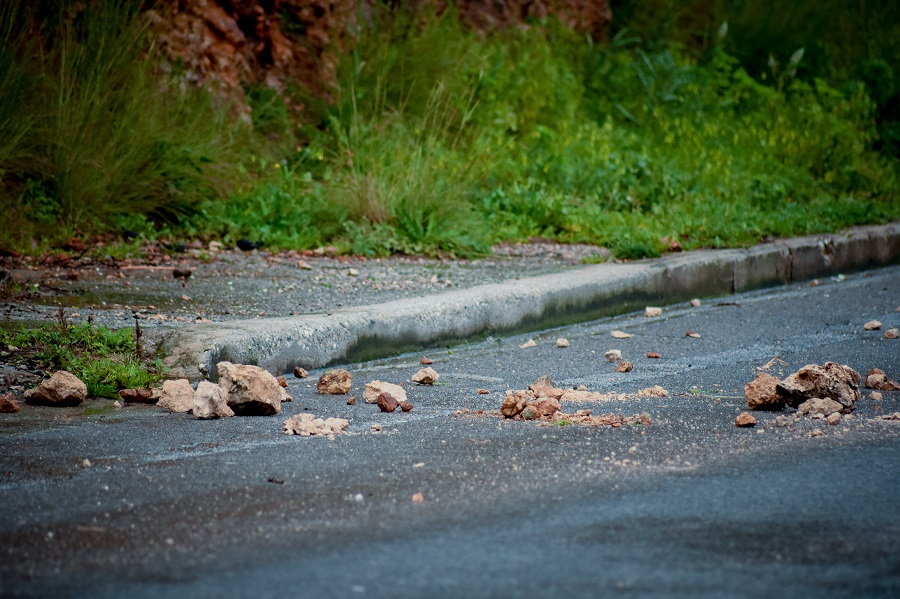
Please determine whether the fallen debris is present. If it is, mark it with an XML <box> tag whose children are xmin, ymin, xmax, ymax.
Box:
<box><xmin>885</xmin><ymin>328</ymin><xmax>899</xmax><ymax>339</ymax></box>
<box><xmin>118</xmin><ymin>388</ymin><xmax>155</xmax><ymax>403</ymax></box>
<box><xmin>614</xmin><ymin>361</ymin><xmax>634</xmax><ymax>373</ymax></box>
<box><xmin>24</xmin><ymin>371</ymin><xmax>88</xmax><ymax>407</ymax></box>
<box><xmin>283</xmin><ymin>413</ymin><xmax>349</xmax><ymax>436</ymax></box>
<box><xmin>364</xmin><ymin>381</ymin><xmax>407</xmax><ymax>404</ymax></box>
<box><xmin>412</xmin><ymin>367</ymin><xmax>439</xmax><ymax>385</ymax></box>
<box><xmin>556</xmin><ymin>338</ymin><xmax>570</xmax><ymax>348</ymax></box>
<box><xmin>644</xmin><ymin>306</ymin><xmax>662</xmax><ymax>317</ymax></box>
<box><xmin>865</xmin><ymin>368</ymin><xmax>900</xmax><ymax>391</ymax></box>
<box><xmin>370</xmin><ymin>423</ymin><xmax>382</xmax><ymax>432</ymax></box>
<box><xmin>797</xmin><ymin>397</ymin><xmax>844</xmax><ymax>418</ymax></box>
<box><xmin>218</xmin><ymin>362</ymin><xmax>287</xmax><ymax>415</ymax></box>
<box><xmin>519</xmin><ymin>339</ymin><xmax>537</xmax><ymax>349</ymax></box>
<box><xmin>604</xmin><ymin>349</ymin><xmax>622</xmax><ymax>363</ymax></box>
<box><xmin>637</xmin><ymin>386</ymin><xmax>668</xmax><ymax>397</ymax></box>
<box><xmin>276</xmin><ymin>376</ymin><xmax>288</xmax><ymax>388</ymax></box>
<box><xmin>877</xmin><ymin>412</ymin><xmax>900</xmax><ymax>421</ymax></box>
<box><xmin>412</xmin><ymin>492</ymin><xmax>424</xmax><ymax>503</ymax></box>
<box><xmin>610</xmin><ymin>331</ymin><xmax>632</xmax><ymax>339</ymax></box>
<box><xmin>686</xmin><ymin>331</ymin><xmax>701</xmax><ymax>338</ymax></box>
<box><xmin>776</xmin><ymin>362</ymin><xmax>860</xmax><ymax>412</ymax></box>
<box><xmin>398</xmin><ymin>400</ymin><xmax>413</xmax><ymax>412</ymax></box>
<box><xmin>377</xmin><ymin>392</ymin><xmax>399</xmax><ymax>413</ymax></box>
<box><xmin>293</xmin><ymin>366</ymin><xmax>308</xmax><ymax>379</ymax></box>
<box><xmin>735</xmin><ymin>412</ymin><xmax>757</xmax><ymax>427</ymax></box>
<box><xmin>0</xmin><ymin>393</ymin><xmax>19</xmax><ymax>413</ymax></box>
<box><xmin>420</xmin><ymin>357</ymin><xmax>434</xmax><ymax>365</ymax></box>
<box><xmin>646</xmin><ymin>352</ymin><xmax>661</xmax><ymax>359</ymax></box>
<box><xmin>347</xmin><ymin>396</ymin><xmax>356</xmax><ymax>405</ymax></box>
<box><xmin>744</xmin><ymin>372</ymin><xmax>784</xmax><ymax>410</ymax></box>
<box><xmin>193</xmin><ymin>381</ymin><xmax>234</xmax><ymax>419</ymax></box>
<box><xmin>869</xmin><ymin>391</ymin><xmax>883</xmax><ymax>401</ymax></box>
<box><xmin>477</xmin><ymin>389</ymin><xmax>490</xmax><ymax>395</ymax></box>
<box><xmin>318</xmin><ymin>369</ymin><xmax>352</xmax><ymax>395</ymax></box>
<box><xmin>863</xmin><ymin>320</ymin><xmax>882</xmax><ymax>331</ymax></box>
<box><xmin>157</xmin><ymin>379</ymin><xmax>195</xmax><ymax>413</ymax></box>
<box><xmin>690</xmin><ymin>299</ymin><xmax>702</xmax><ymax>307</ymax></box>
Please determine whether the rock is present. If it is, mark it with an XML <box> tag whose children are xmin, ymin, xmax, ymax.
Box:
<box><xmin>646</xmin><ymin>352</ymin><xmax>661</xmax><ymax>359</ymax></box>
<box><xmin>283</xmin><ymin>413</ymin><xmax>349</xmax><ymax>436</ymax></box>
<box><xmin>0</xmin><ymin>393</ymin><xmax>20</xmax><ymax>412</ymax></box>
<box><xmin>520</xmin><ymin>405</ymin><xmax>538</xmax><ymax>420</ymax></box>
<box><xmin>377</xmin><ymin>392</ymin><xmax>399</xmax><ymax>413</ymax></box>
<box><xmin>398</xmin><ymin>400</ymin><xmax>413</xmax><ymax>412</ymax></box>
<box><xmin>157</xmin><ymin>379</ymin><xmax>195</xmax><ymax>413</ymax></box>
<box><xmin>604</xmin><ymin>349</ymin><xmax>622</xmax><ymax>362</ymax></box>
<box><xmin>24</xmin><ymin>371</ymin><xmax>88</xmax><ymax>407</ymax></box>
<box><xmin>501</xmin><ymin>390</ymin><xmax>531</xmax><ymax>418</ymax></box>
<box><xmin>776</xmin><ymin>362</ymin><xmax>860</xmax><ymax>411</ymax></box>
<box><xmin>276</xmin><ymin>376</ymin><xmax>288</xmax><ymax>388</ymax></box>
<box><xmin>556</xmin><ymin>338</ymin><xmax>569</xmax><ymax>348</ymax></box>
<box><xmin>744</xmin><ymin>372</ymin><xmax>784</xmax><ymax>410</ymax></box>
<box><xmin>826</xmin><ymin>412</ymin><xmax>841</xmax><ymax>426</ymax></box>
<box><xmin>877</xmin><ymin>412</ymin><xmax>900</xmax><ymax>421</ymax></box>
<box><xmin>528</xmin><ymin>375</ymin><xmax>556</xmax><ymax>396</ymax></box>
<box><xmin>532</xmin><ymin>397</ymin><xmax>561</xmax><ymax>418</ymax></box>
<box><xmin>735</xmin><ymin>412</ymin><xmax>757</xmax><ymax>427</ymax></box>
<box><xmin>686</xmin><ymin>331</ymin><xmax>701</xmax><ymax>338</ymax></box>
<box><xmin>411</xmin><ymin>492</ymin><xmax>424</xmax><ymax>503</ymax></box>
<box><xmin>217</xmin><ymin>362</ymin><xmax>284</xmax><ymax>415</ymax></box>
<box><xmin>869</xmin><ymin>391</ymin><xmax>883</xmax><ymax>401</ymax></box>
<box><xmin>519</xmin><ymin>339</ymin><xmax>536</xmax><ymax>348</ymax></box>
<box><xmin>477</xmin><ymin>388</ymin><xmax>490</xmax><ymax>395</ymax></box>
<box><xmin>363</xmin><ymin>381</ymin><xmax>407</xmax><ymax>404</ymax></box>
<box><xmin>614</xmin><ymin>361</ymin><xmax>634</xmax><ymax>373</ymax></box>
<box><xmin>610</xmin><ymin>330</ymin><xmax>632</xmax><ymax>339</ymax></box>
<box><xmin>638</xmin><ymin>386</ymin><xmax>668</xmax><ymax>397</ymax></box>
<box><xmin>296</xmin><ymin>260</ymin><xmax>313</xmax><ymax>270</ymax></box>
<box><xmin>193</xmin><ymin>381</ymin><xmax>234</xmax><ymax>419</ymax></box>
<box><xmin>347</xmin><ymin>396</ymin><xmax>356</xmax><ymax>405</ymax></box>
<box><xmin>690</xmin><ymin>299</ymin><xmax>702</xmax><ymax>307</ymax></box>
<box><xmin>863</xmin><ymin>320</ymin><xmax>882</xmax><ymax>330</ymax></box>
<box><xmin>797</xmin><ymin>398</ymin><xmax>845</xmax><ymax>417</ymax></box>
<box><xmin>644</xmin><ymin>306</ymin><xmax>662</xmax><ymax>317</ymax></box>
<box><xmin>370</xmin><ymin>423</ymin><xmax>382</xmax><ymax>432</ymax></box>
<box><xmin>774</xmin><ymin>414</ymin><xmax>799</xmax><ymax>427</ymax></box>
<box><xmin>412</xmin><ymin>367</ymin><xmax>439</xmax><ymax>385</ymax></box>
<box><xmin>885</xmin><ymin>328</ymin><xmax>899</xmax><ymax>339</ymax></box>
<box><xmin>420</xmin><ymin>357</ymin><xmax>434</xmax><ymax>365</ymax></box>
<box><xmin>118</xmin><ymin>388</ymin><xmax>155</xmax><ymax>403</ymax></box>
<box><xmin>293</xmin><ymin>366</ymin><xmax>308</xmax><ymax>379</ymax></box>
<box><xmin>865</xmin><ymin>368</ymin><xmax>900</xmax><ymax>391</ymax></box>
<box><xmin>317</xmin><ymin>369</ymin><xmax>351</xmax><ymax>395</ymax></box>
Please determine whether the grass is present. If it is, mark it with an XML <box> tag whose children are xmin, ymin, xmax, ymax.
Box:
<box><xmin>1</xmin><ymin>1</ymin><xmax>898</xmax><ymax>259</ymax></box>
<box><xmin>0</xmin><ymin>309</ymin><xmax>163</xmax><ymax>398</ymax></box>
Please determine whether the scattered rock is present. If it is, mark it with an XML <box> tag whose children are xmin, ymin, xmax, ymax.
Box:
<box><xmin>370</xmin><ymin>423</ymin><xmax>382</xmax><ymax>432</ymax></box>
<box><xmin>276</xmin><ymin>376</ymin><xmax>288</xmax><ymax>388</ymax></box>
<box><xmin>826</xmin><ymin>412</ymin><xmax>841</xmax><ymax>426</ymax></box>
<box><xmin>690</xmin><ymin>299</ymin><xmax>702</xmax><ymax>307</ymax></box>
<box><xmin>377</xmin><ymin>392</ymin><xmax>399</xmax><ymax>413</ymax></box>
<box><xmin>293</xmin><ymin>366</ymin><xmax>308</xmax><ymax>379</ymax></box>
<box><xmin>744</xmin><ymin>372</ymin><xmax>784</xmax><ymax>410</ymax></box>
<box><xmin>477</xmin><ymin>388</ymin><xmax>490</xmax><ymax>395</ymax></box>
<box><xmin>193</xmin><ymin>381</ymin><xmax>234</xmax><ymax>419</ymax></box>
<box><xmin>865</xmin><ymin>368</ymin><xmax>900</xmax><ymax>391</ymax></box>
<box><xmin>610</xmin><ymin>330</ymin><xmax>632</xmax><ymax>339</ymax></box>
<box><xmin>869</xmin><ymin>391</ymin><xmax>883</xmax><ymax>401</ymax></box>
<box><xmin>646</xmin><ymin>352</ymin><xmax>661</xmax><ymax>359</ymax></box>
<box><xmin>347</xmin><ymin>268</ymin><xmax>359</xmax><ymax>276</ymax></box>
<box><xmin>519</xmin><ymin>339</ymin><xmax>537</xmax><ymax>348</ymax></box>
<box><xmin>604</xmin><ymin>349</ymin><xmax>622</xmax><ymax>362</ymax></box>
<box><xmin>885</xmin><ymin>328</ymin><xmax>899</xmax><ymax>339</ymax></box>
<box><xmin>809</xmin><ymin>429</ymin><xmax>826</xmax><ymax>437</ymax></box>
<box><xmin>556</xmin><ymin>338</ymin><xmax>570</xmax><ymax>348</ymax></box>
<box><xmin>637</xmin><ymin>386</ymin><xmax>667</xmax><ymax>397</ymax></box>
<box><xmin>686</xmin><ymin>331</ymin><xmax>701</xmax><ymax>338</ymax></box>
<box><xmin>118</xmin><ymin>388</ymin><xmax>155</xmax><ymax>403</ymax></box>
<box><xmin>283</xmin><ymin>413</ymin><xmax>349</xmax><ymax>436</ymax></box>
<box><xmin>363</xmin><ymin>381</ymin><xmax>407</xmax><ymax>404</ymax></box>
<box><xmin>776</xmin><ymin>362</ymin><xmax>860</xmax><ymax>412</ymax></box>
<box><xmin>296</xmin><ymin>260</ymin><xmax>313</xmax><ymax>270</ymax></box>
<box><xmin>528</xmin><ymin>375</ymin><xmax>557</xmax><ymax>396</ymax></box>
<box><xmin>614</xmin><ymin>361</ymin><xmax>634</xmax><ymax>373</ymax></box>
<box><xmin>82</xmin><ymin>459</ymin><xmax>91</xmax><ymax>468</ymax></box>
<box><xmin>420</xmin><ymin>357</ymin><xmax>434</xmax><ymax>365</ymax></box>
<box><xmin>0</xmin><ymin>393</ymin><xmax>20</xmax><ymax>412</ymax></box>
<box><xmin>217</xmin><ymin>362</ymin><xmax>287</xmax><ymax>415</ymax></box>
<box><xmin>521</xmin><ymin>405</ymin><xmax>538</xmax><ymax>420</ymax></box>
<box><xmin>735</xmin><ymin>412</ymin><xmax>757</xmax><ymax>427</ymax></box>
<box><xmin>24</xmin><ymin>371</ymin><xmax>88</xmax><ymax>407</ymax></box>
<box><xmin>347</xmin><ymin>396</ymin><xmax>356</xmax><ymax>405</ymax></box>
<box><xmin>774</xmin><ymin>414</ymin><xmax>799</xmax><ymax>427</ymax></box>
<box><xmin>412</xmin><ymin>492</ymin><xmax>424</xmax><ymax>503</ymax></box>
<box><xmin>501</xmin><ymin>390</ymin><xmax>531</xmax><ymax>418</ymax></box>
<box><xmin>797</xmin><ymin>397</ymin><xmax>845</xmax><ymax>417</ymax></box>
<box><xmin>317</xmin><ymin>369</ymin><xmax>352</xmax><ymax>395</ymax></box>
<box><xmin>644</xmin><ymin>306</ymin><xmax>662</xmax><ymax>317</ymax></box>
<box><xmin>412</xmin><ymin>367</ymin><xmax>439</xmax><ymax>385</ymax></box>
<box><xmin>877</xmin><ymin>412</ymin><xmax>900</xmax><ymax>421</ymax></box>
<box><xmin>863</xmin><ymin>320</ymin><xmax>882</xmax><ymax>331</ymax></box>
<box><xmin>157</xmin><ymin>379</ymin><xmax>195</xmax><ymax>413</ymax></box>
<box><xmin>398</xmin><ymin>400</ymin><xmax>413</xmax><ymax>412</ymax></box>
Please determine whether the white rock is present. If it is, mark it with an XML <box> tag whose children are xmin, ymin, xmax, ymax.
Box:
<box><xmin>604</xmin><ymin>349</ymin><xmax>622</xmax><ymax>363</ymax></box>
<box><xmin>363</xmin><ymin>381</ymin><xmax>407</xmax><ymax>404</ymax></box>
<box><xmin>157</xmin><ymin>379</ymin><xmax>195</xmax><ymax>413</ymax></box>
<box><xmin>193</xmin><ymin>381</ymin><xmax>234</xmax><ymax>419</ymax></box>
<box><xmin>24</xmin><ymin>370</ymin><xmax>88</xmax><ymax>406</ymax></box>
<box><xmin>556</xmin><ymin>338</ymin><xmax>569</xmax><ymax>348</ymax></box>
<box><xmin>217</xmin><ymin>362</ymin><xmax>283</xmax><ymax>415</ymax></box>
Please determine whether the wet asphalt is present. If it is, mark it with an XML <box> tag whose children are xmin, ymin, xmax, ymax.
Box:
<box><xmin>1</xmin><ymin>265</ymin><xmax>899</xmax><ymax>598</ymax></box>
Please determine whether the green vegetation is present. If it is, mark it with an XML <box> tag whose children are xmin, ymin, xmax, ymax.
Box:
<box><xmin>1</xmin><ymin>1</ymin><xmax>898</xmax><ymax>259</ymax></box>
<box><xmin>0</xmin><ymin>310</ymin><xmax>163</xmax><ymax>398</ymax></box>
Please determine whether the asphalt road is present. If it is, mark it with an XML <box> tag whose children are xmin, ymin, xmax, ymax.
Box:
<box><xmin>1</xmin><ymin>266</ymin><xmax>899</xmax><ymax>598</ymax></box>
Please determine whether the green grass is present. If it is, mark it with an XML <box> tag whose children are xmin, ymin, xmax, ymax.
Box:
<box><xmin>1</xmin><ymin>311</ymin><xmax>163</xmax><ymax>398</ymax></box>
<box><xmin>1</xmin><ymin>1</ymin><xmax>898</xmax><ymax>259</ymax></box>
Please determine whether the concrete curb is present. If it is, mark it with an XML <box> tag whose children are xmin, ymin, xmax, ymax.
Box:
<box><xmin>160</xmin><ymin>222</ymin><xmax>900</xmax><ymax>380</ymax></box>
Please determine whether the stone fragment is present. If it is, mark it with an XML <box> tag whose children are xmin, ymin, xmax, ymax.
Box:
<box><xmin>157</xmin><ymin>379</ymin><xmax>195</xmax><ymax>413</ymax></box>
<box><xmin>296</xmin><ymin>260</ymin><xmax>313</xmax><ymax>270</ymax></box>
<box><xmin>528</xmin><ymin>375</ymin><xmax>556</xmax><ymax>396</ymax></box>
<box><xmin>347</xmin><ymin>396</ymin><xmax>356</xmax><ymax>405</ymax></box>
<box><xmin>826</xmin><ymin>412</ymin><xmax>841</xmax><ymax>426</ymax></box>
<box><xmin>735</xmin><ymin>412</ymin><xmax>757</xmax><ymax>427</ymax></box>
<box><xmin>690</xmin><ymin>299</ymin><xmax>702</xmax><ymax>307</ymax></box>
<box><xmin>420</xmin><ymin>357</ymin><xmax>434</xmax><ymax>365</ymax></box>
<box><xmin>637</xmin><ymin>386</ymin><xmax>667</xmax><ymax>397</ymax></box>
<box><xmin>217</xmin><ymin>362</ymin><xmax>284</xmax><ymax>415</ymax></box>
<box><xmin>614</xmin><ymin>361</ymin><xmax>634</xmax><ymax>373</ymax></box>
<box><xmin>797</xmin><ymin>398</ymin><xmax>845</xmax><ymax>417</ymax></box>
<box><xmin>370</xmin><ymin>423</ymin><xmax>382</xmax><ymax>432</ymax></box>
<box><xmin>686</xmin><ymin>331</ymin><xmax>701</xmax><ymax>338</ymax></box>
<box><xmin>118</xmin><ymin>388</ymin><xmax>155</xmax><ymax>403</ymax></box>
<box><xmin>877</xmin><ymin>412</ymin><xmax>900</xmax><ymax>421</ymax></box>
<box><xmin>363</xmin><ymin>381</ymin><xmax>407</xmax><ymax>404</ymax></box>
<box><xmin>0</xmin><ymin>393</ymin><xmax>19</xmax><ymax>412</ymax></box>
<box><xmin>744</xmin><ymin>372</ymin><xmax>784</xmax><ymax>410</ymax></box>
<box><xmin>519</xmin><ymin>339</ymin><xmax>536</xmax><ymax>348</ymax></box>
<box><xmin>521</xmin><ymin>406</ymin><xmax>538</xmax><ymax>420</ymax></box>
<box><xmin>532</xmin><ymin>397</ymin><xmax>561</xmax><ymax>418</ymax></box>
<box><xmin>277</xmin><ymin>376</ymin><xmax>288</xmax><ymax>388</ymax></box>
<box><xmin>317</xmin><ymin>369</ymin><xmax>351</xmax><ymax>395</ymax></box>
<box><xmin>412</xmin><ymin>492</ymin><xmax>424</xmax><ymax>503</ymax></box>
<box><xmin>377</xmin><ymin>392</ymin><xmax>399</xmax><ymax>413</ymax></box>
<box><xmin>24</xmin><ymin>370</ymin><xmax>88</xmax><ymax>407</ymax></box>
<box><xmin>865</xmin><ymin>368</ymin><xmax>900</xmax><ymax>391</ymax></box>
<box><xmin>776</xmin><ymin>362</ymin><xmax>860</xmax><ymax>411</ymax></box>
<box><xmin>192</xmin><ymin>381</ymin><xmax>234</xmax><ymax>419</ymax></box>
<box><xmin>283</xmin><ymin>413</ymin><xmax>349</xmax><ymax>436</ymax></box>
<box><xmin>774</xmin><ymin>414</ymin><xmax>799</xmax><ymax>427</ymax></box>
<box><xmin>501</xmin><ymin>390</ymin><xmax>531</xmax><ymax>418</ymax></box>
<box><xmin>646</xmin><ymin>352</ymin><xmax>661</xmax><ymax>359</ymax></box>
<box><xmin>644</xmin><ymin>306</ymin><xmax>662</xmax><ymax>317</ymax></box>
<box><xmin>293</xmin><ymin>366</ymin><xmax>308</xmax><ymax>379</ymax></box>
<box><xmin>477</xmin><ymin>389</ymin><xmax>490</xmax><ymax>395</ymax></box>
<box><xmin>885</xmin><ymin>328</ymin><xmax>899</xmax><ymax>339</ymax></box>
<box><xmin>863</xmin><ymin>320</ymin><xmax>882</xmax><ymax>331</ymax></box>
<box><xmin>347</xmin><ymin>268</ymin><xmax>359</xmax><ymax>276</ymax></box>
<box><xmin>556</xmin><ymin>338</ymin><xmax>570</xmax><ymax>348</ymax></box>
<box><xmin>398</xmin><ymin>400</ymin><xmax>413</xmax><ymax>412</ymax></box>
<box><xmin>610</xmin><ymin>331</ymin><xmax>632</xmax><ymax>339</ymax></box>
<box><xmin>604</xmin><ymin>349</ymin><xmax>622</xmax><ymax>363</ymax></box>
<box><xmin>412</xmin><ymin>367</ymin><xmax>439</xmax><ymax>385</ymax></box>
<box><xmin>869</xmin><ymin>391</ymin><xmax>883</xmax><ymax>401</ymax></box>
